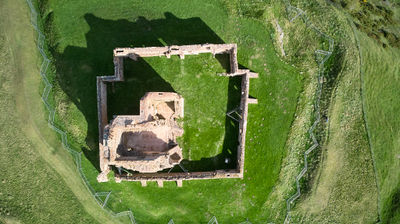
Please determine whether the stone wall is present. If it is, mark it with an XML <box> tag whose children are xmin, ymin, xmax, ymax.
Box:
<box><xmin>114</xmin><ymin>44</ymin><xmax>236</xmax><ymax>61</ymax></box>
<box><xmin>115</xmin><ymin>169</ymin><xmax>242</xmax><ymax>184</ymax></box>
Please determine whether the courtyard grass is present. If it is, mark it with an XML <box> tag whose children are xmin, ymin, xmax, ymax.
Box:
<box><xmin>40</xmin><ymin>0</ymin><xmax>303</xmax><ymax>222</ymax></box>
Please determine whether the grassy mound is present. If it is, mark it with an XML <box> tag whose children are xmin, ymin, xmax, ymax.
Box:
<box><xmin>40</xmin><ymin>0</ymin><xmax>302</xmax><ymax>222</ymax></box>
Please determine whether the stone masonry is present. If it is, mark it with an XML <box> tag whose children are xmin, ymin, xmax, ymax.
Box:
<box><xmin>104</xmin><ymin>92</ymin><xmax>184</xmax><ymax>173</ymax></box>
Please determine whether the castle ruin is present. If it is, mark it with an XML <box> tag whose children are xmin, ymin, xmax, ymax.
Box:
<box><xmin>97</xmin><ymin>44</ymin><xmax>258</xmax><ymax>187</ymax></box>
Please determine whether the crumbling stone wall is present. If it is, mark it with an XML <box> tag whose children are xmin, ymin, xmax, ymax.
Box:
<box><xmin>104</xmin><ymin>92</ymin><xmax>184</xmax><ymax>173</ymax></box>
<box><xmin>97</xmin><ymin>44</ymin><xmax>258</xmax><ymax>186</ymax></box>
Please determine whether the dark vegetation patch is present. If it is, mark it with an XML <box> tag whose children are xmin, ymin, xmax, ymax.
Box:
<box><xmin>386</xmin><ymin>188</ymin><xmax>400</xmax><ymax>223</ymax></box>
<box><xmin>331</xmin><ymin>0</ymin><xmax>400</xmax><ymax>48</ymax></box>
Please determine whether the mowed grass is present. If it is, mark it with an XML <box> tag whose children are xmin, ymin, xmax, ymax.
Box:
<box><xmin>360</xmin><ymin>32</ymin><xmax>400</xmax><ymax>223</ymax></box>
<box><xmin>0</xmin><ymin>0</ymin><xmax>118</xmax><ymax>223</ymax></box>
<box><xmin>41</xmin><ymin>0</ymin><xmax>302</xmax><ymax>222</ymax></box>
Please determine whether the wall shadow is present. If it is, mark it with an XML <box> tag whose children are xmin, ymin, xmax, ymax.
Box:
<box><xmin>386</xmin><ymin>188</ymin><xmax>400</xmax><ymax>223</ymax></box>
<box><xmin>107</xmin><ymin>58</ymin><xmax>175</xmax><ymax>118</ymax></box>
<box><xmin>50</xmin><ymin>12</ymin><xmax>242</xmax><ymax>172</ymax></box>
<box><xmin>178</xmin><ymin>76</ymin><xmax>241</xmax><ymax>172</ymax></box>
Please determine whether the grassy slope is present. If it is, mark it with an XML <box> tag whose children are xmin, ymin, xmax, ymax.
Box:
<box><xmin>0</xmin><ymin>0</ymin><xmax>120</xmax><ymax>223</ymax></box>
<box><xmin>265</xmin><ymin>1</ymin><xmax>379</xmax><ymax>223</ymax></box>
<box><xmin>42</xmin><ymin>0</ymin><xmax>302</xmax><ymax>222</ymax></box>
<box><xmin>286</xmin><ymin>0</ymin><xmax>400</xmax><ymax>223</ymax></box>
<box><xmin>360</xmin><ymin>32</ymin><xmax>400</xmax><ymax>223</ymax></box>
<box><xmin>327</xmin><ymin>0</ymin><xmax>400</xmax><ymax>222</ymax></box>
<box><xmin>261</xmin><ymin>1</ymin><xmax>322</xmax><ymax>221</ymax></box>
<box><xmin>293</xmin><ymin>20</ymin><xmax>378</xmax><ymax>223</ymax></box>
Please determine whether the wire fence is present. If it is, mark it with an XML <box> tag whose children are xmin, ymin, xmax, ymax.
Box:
<box><xmin>26</xmin><ymin>0</ymin><xmax>138</xmax><ymax>223</ymax></box>
<box><xmin>283</xmin><ymin>3</ymin><xmax>334</xmax><ymax>224</ymax></box>
<box><xmin>26</xmin><ymin>0</ymin><xmax>334</xmax><ymax>223</ymax></box>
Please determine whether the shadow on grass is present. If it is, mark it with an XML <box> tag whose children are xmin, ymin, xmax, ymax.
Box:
<box><xmin>386</xmin><ymin>188</ymin><xmax>400</xmax><ymax>223</ymax></box>
<box><xmin>178</xmin><ymin>76</ymin><xmax>241</xmax><ymax>172</ymax></box>
<box><xmin>50</xmin><ymin>12</ymin><xmax>241</xmax><ymax>172</ymax></box>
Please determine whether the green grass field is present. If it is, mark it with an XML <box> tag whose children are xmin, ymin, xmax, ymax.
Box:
<box><xmin>2</xmin><ymin>0</ymin><xmax>400</xmax><ymax>223</ymax></box>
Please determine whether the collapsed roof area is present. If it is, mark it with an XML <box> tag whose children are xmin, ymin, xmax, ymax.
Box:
<box><xmin>105</xmin><ymin>92</ymin><xmax>184</xmax><ymax>173</ymax></box>
<box><xmin>96</xmin><ymin>44</ymin><xmax>258</xmax><ymax>187</ymax></box>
